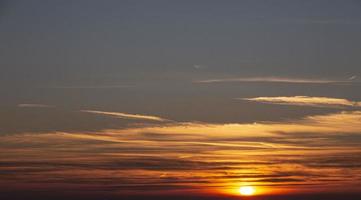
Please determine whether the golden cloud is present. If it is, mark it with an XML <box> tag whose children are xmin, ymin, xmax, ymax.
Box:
<box><xmin>241</xmin><ymin>96</ymin><xmax>361</xmax><ymax>108</ymax></box>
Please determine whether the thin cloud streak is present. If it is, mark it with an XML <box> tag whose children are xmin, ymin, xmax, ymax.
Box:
<box><xmin>279</xmin><ymin>18</ymin><xmax>361</xmax><ymax>25</ymax></box>
<box><xmin>1</xmin><ymin>111</ymin><xmax>361</xmax><ymax>195</ymax></box>
<box><xmin>195</xmin><ymin>77</ymin><xmax>355</xmax><ymax>84</ymax></box>
<box><xmin>81</xmin><ymin>110</ymin><xmax>171</xmax><ymax>122</ymax></box>
<box><xmin>44</xmin><ymin>85</ymin><xmax>134</xmax><ymax>89</ymax></box>
<box><xmin>17</xmin><ymin>104</ymin><xmax>55</xmax><ymax>108</ymax></box>
<box><xmin>240</xmin><ymin>96</ymin><xmax>361</xmax><ymax>108</ymax></box>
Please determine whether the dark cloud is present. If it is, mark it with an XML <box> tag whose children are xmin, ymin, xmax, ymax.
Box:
<box><xmin>301</xmin><ymin>154</ymin><xmax>361</xmax><ymax>169</ymax></box>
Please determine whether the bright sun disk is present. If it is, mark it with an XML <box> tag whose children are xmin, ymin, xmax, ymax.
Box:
<box><xmin>239</xmin><ymin>186</ymin><xmax>255</xmax><ymax>196</ymax></box>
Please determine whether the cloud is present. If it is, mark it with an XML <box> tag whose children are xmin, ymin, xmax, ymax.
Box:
<box><xmin>17</xmin><ymin>104</ymin><xmax>54</xmax><ymax>108</ymax></box>
<box><xmin>293</xmin><ymin>19</ymin><xmax>361</xmax><ymax>25</ymax></box>
<box><xmin>268</xmin><ymin>18</ymin><xmax>361</xmax><ymax>26</ymax></box>
<box><xmin>103</xmin><ymin>111</ymin><xmax>361</xmax><ymax>143</ymax></box>
<box><xmin>195</xmin><ymin>77</ymin><xmax>355</xmax><ymax>84</ymax></box>
<box><xmin>81</xmin><ymin>110</ymin><xmax>171</xmax><ymax>122</ymax></box>
<box><xmin>193</xmin><ymin>64</ymin><xmax>207</xmax><ymax>70</ymax></box>
<box><xmin>1</xmin><ymin>111</ymin><xmax>361</xmax><ymax>195</ymax></box>
<box><xmin>240</xmin><ymin>96</ymin><xmax>361</xmax><ymax>108</ymax></box>
<box><xmin>44</xmin><ymin>85</ymin><xmax>134</xmax><ymax>89</ymax></box>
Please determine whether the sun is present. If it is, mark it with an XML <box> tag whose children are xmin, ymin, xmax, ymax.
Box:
<box><xmin>239</xmin><ymin>186</ymin><xmax>255</xmax><ymax>196</ymax></box>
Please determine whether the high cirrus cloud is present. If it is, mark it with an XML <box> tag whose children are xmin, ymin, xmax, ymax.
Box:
<box><xmin>17</xmin><ymin>104</ymin><xmax>55</xmax><ymax>108</ymax></box>
<box><xmin>195</xmin><ymin>77</ymin><xmax>356</xmax><ymax>84</ymax></box>
<box><xmin>45</xmin><ymin>85</ymin><xmax>134</xmax><ymax>89</ymax></box>
<box><xmin>240</xmin><ymin>96</ymin><xmax>361</xmax><ymax>108</ymax></box>
<box><xmin>81</xmin><ymin>110</ymin><xmax>171</xmax><ymax>122</ymax></box>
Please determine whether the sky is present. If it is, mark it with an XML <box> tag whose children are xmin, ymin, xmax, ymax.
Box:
<box><xmin>1</xmin><ymin>0</ymin><xmax>361</xmax><ymax>199</ymax></box>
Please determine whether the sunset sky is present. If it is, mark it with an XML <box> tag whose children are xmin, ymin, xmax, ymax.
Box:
<box><xmin>1</xmin><ymin>1</ymin><xmax>361</xmax><ymax>200</ymax></box>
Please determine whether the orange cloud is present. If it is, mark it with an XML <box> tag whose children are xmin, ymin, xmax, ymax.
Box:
<box><xmin>1</xmin><ymin>111</ymin><xmax>361</xmax><ymax>196</ymax></box>
<box><xmin>241</xmin><ymin>96</ymin><xmax>361</xmax><ymax>108</ymax></box>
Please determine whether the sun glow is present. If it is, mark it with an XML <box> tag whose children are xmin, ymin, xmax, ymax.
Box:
<box><xmin>239</xmin><ymin>186</ymin><xmax>255</xmax><ymax>196</ymax></box>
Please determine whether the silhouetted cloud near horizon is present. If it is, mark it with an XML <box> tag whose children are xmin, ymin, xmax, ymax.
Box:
<box><xmin>1</xmin><ymin>111</ymin><xmax>361</xmax><ymax>195</ymax></box>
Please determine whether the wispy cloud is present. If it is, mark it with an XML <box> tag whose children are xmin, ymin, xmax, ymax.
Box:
<box><xmin>44</xmin><ymin>85</ymin><xmax>134</xmax><ymax>89</ymax></box>
<box><xmin>240</xmin><ymin>96</ymin><xmax>361</xmax><ymax>108</ymax></box>
<box><xmin>1</xmin><ymin>111</ymin><xmax>361</xmax><ymax>195</ymax></box>
<box><xmin>290</xmin><ymin>19</ymin><xmax>361</xmax><ymax>25</ymax></box>
<box><xmin>81</xmin><ymin>110</ymin><xmax>171</xmax><ymax>122</ymax></box>
<box><xmin>17</xmin><ymin>104</ymin><xmax>54</xmax><ymax>108</ymax></box>
<box><xmin>195</xmin><ymin>77</ymin><xmax>355</xmax><ymax>84</ymax></box>
<box><xmin>265</xmin><ymin>17</ymin><xmax>361</xmax><ymax>25</ymax></box>
<box><xmin>193</xmin><ymin>64</ymin><xmax>207</xmax><ymax>70</ymax></box>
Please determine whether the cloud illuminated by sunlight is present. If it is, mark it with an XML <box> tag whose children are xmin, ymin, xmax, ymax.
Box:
<box><xmin>81</xmin><ymin>110</ymin><xmax>171</xmax><ymax>122</ymax></box>
<box><xmin>1</xmin><ymin>111</ymin><xmax>361</xmax><ymax>196</ymax></box>
<box><xmin>241</xmin><ymin>96</ymin><xmax>361</xmax><ymax>108</ymax></box>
